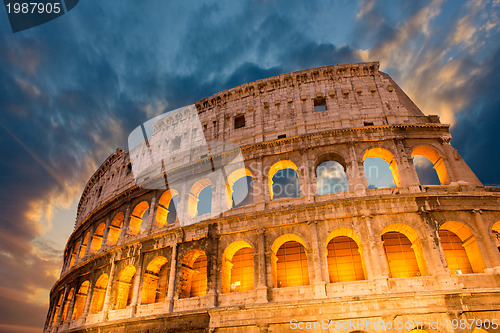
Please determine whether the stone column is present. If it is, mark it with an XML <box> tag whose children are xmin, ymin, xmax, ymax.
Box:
<box><xmin>81</xmin><ymin>277</ymin><xmax>95</xmax><ymax>318</ymax></box>
<box><xmin>250</xmin><ymin>158</ymin><xmax>266</xmax><ymax>210</ymax></box>
<box><xmin>130</xmin><ymin>253</ymin><xmax>144</xmax><ymax>317</ymax></box>
<box><xmin>64</xmin><ymin>286</ymin><xmax>77</xmax><ymax>325</ymax></box>
<box><xmin>101</xmin><ymin>215</ymin><xmax>112</xmax><ymax>251</ymax></box>
<box><xmin>206</xmin><ymin>225</ymin><xmax>219</xmax><ymax>307</ymax></box>
<box><xmin>472</xmin><ymin>210</ymin><xmax>500</xmax><ymax>271</ymax></box>
<box><xmin>54</xmin><ymin>287</ymin><xmax>69</xmax><ymax>327</ymax></box>
<box><xmin>146</xmin><ymin>196</ymin><xmax>157</xmax><ymax>234</ymax></box>
<box><xmin>362</xmin><ymin>215</ymin><xmax>388</xmax><ymax>278</ymax></box>
<box><xmin>118</xmin><ymin>205</ymin><xmax>131</xmax><ymax>242</ymax></box>
<box><xmin>417</xmin><ymin>214</ymin><xmax>449</xmax><ymax>277</ymax></box>
<box><xmin>346</xmin><ymin>143</ymin><xmax>367</xmax><ymax>194</ymax></box>
<box><xmin>308</xmin><ymin>221</ymin><xmax>327</xmax><ymax>298</ymax></box>
<box><xmin>102</xmin><ymin>258</ymin><xmax>117</xmax><ymax>315</ymax></box>
<box><xmin>166</xmin><ymin>240</ymin><xmax>179</xmax><ymax>312</ymax></box>
<box><xmin>300</xmin><ymin>150</ymin><xmax>314</xmax><ymax>203</ymax></box>
<box><xmin>255</xmin><ymin>228</ymin><xmax>268</xmax><ymax>303</ymax></box>
<box><xmin>83</xmin><ymin>224</ymin><xmax>96</xmax><ymax>258</ymax></box>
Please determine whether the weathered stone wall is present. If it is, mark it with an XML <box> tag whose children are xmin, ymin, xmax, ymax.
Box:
<box><xmin>47</xmin><ymin>62</ymin><xmax>500</xmax><ymax>333</ymax></box>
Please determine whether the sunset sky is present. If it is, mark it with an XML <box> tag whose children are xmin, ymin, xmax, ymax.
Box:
<box><xmin>0</xmin><ymin>0</ymin><xmax>499</xmax><ymax>332</ymax></box>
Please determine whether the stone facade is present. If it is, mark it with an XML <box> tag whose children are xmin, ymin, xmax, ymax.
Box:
<box><xmin>45</xmin><ymin>62</ymin><xmax>500</xmax><ymax>333</ymax></box>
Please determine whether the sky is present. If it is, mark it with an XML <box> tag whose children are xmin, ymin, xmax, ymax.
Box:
<box><xmin>0</xmin><ymin>0</ymin><xmax>498</xmax><ymax>331</ymax></box>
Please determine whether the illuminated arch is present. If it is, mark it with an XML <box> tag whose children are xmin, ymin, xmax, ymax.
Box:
<box><xmin>89</xmin><ymin>273</ymin><xmax>108</xmax><ymax>314</ymax></box>
<box><xmin>179</xmin><ymin>249</ymin><xmax>207</xmax><ymax>298</ymax></box>
<box><xmin>90</xmin><ymin>222</ymin><xmax>105</xmax><ymax>253</ymax></box>
<box><xmin>412</xmin><ymin>145</ymin><xmax>450</xmax><ymax>185</ymax></box>
<box><xmin>268</xmin><ymin>160</ymin><xmax>300</xmax><ymax>200</ymax></box>
<box><xmin>271</xmin><ymin>234</ymin><xmax>309</xmax><ymax>288</ymax></box>
<box><xmin>51</xmin><ymin>294</ymin><xmax>63</xmax><ymax>326</ymax></box>
<box><xmin>440</xmin><ymin>221</ymin><xmax>485</xmax><ymax>273</ymax></box>
<box><xmin>221</xmin><ymin>241</ymin><xmax>254</xmax><ymax>293</ymax></box>
<box><xmin>227</xmin><ymin>168</ymin><xmax>253</xmax><ymax>208</ymax></box>
<box><xmin>381</xmin><ymin>223</ymin><xmax>428</xmax><ymax>277</ymax></box>
<box><xmin>156</xmin><ymin>189</ymin><xmax>179</xmax><ymax>228</ymax></box>
<box><xmin>129</xmin><ymin>201</ymin><xmax>149</xmax><ymax>236</ymax></box>
<box><xmin>325</xmin><ymin>229</ymin><xmax>366</xmax><ymax>282</ymax></box>
<box><xmin>188</xmin><ymin>179</ymin><xmax>213</xmax><ymax>217</ymax></box>
<box><xmin>69</xmin><ymin>241</ymin><xmax>80</xmax><ymax>267</ymax></box>
<box><xmin>107</xmin><ymin>212</ymin><xmax>124</xmax><ymax>246</ymax></box>
<box><xmin>142</xmin><ymin>256</ymin><xmax>169</xmax><ymax>304</ymax></box>
<box><xmin>72</xmin><ymin>281</ymin><xmax>89</xmax><ymax>319</ymax></box>
<box><xmin>60</xmin><ymin>288</ymin><xmax>74</xmax><ymax>322</ymax></box>
<box><xmin>493</xmin><ymin>221</ymin><xmax>500</xmax><ymax>252</ymax></box>
<box><xmin>363</xmin><ymin>148</ymin><xmax>401</xmax><ymax>187</ymax></box>
<box><xmin>115</xmin><ymin>265</ymin><xmax>137</xmax><ymax>309</ymax></box>
<box><xmin>78</xmin><ymin>231</ymin><xmax>89</xmax><ymax>258</ymax></box>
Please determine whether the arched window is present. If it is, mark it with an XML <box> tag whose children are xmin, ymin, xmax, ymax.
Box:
<box><xmin>271</xmin><ymin>235</ymin><xmax>309</xmax><ymax>288</ymax></box>
<box><xmin>115</xmin><ymin>265</ymin><xmax>136</xmax><ymax>309</ymax></box>
<box><xmin>188</xmin><ymin>179</ymin><xmax>213</xmax><ymax>217</ymax></box>
<box><xmin>60</xmin><ymin>288</ymin><xmax>74</xmax><ymax>322</ymax></box>
<box><xmin>412</xmin><ymin>145</ymin><xmax>450</xmax><ymax>185</ymax></box>
<box><xmin>107</xmin><ymin>212</ymin><xmax>124</xmax><ymax>246</ymax></box>
<box><xmin>492</xmin><ymin>221</ymin><xmax>500</xmax><ymax>253</ymax></box>
<box><xmin>90</xmin><ymin>273</ymin><xmax>108</xmax><ymax>314</ymax></box>
<box><xmin>316</xmin><ymin>161</ymin><xmax>348</xmax><ymax>194</ymax></box>
<box><xmin>51</xmin><ymin>294</ymin><xmax>63</xmax><ymax>326</ymax></box>
<box><xmin>90</xmin><ymin>222</ymin><xmax>105</xmax><ymax>253</ymax></box>
<box><xmin>179</xmin><ymin>249</ymin><xmax>207</xmax><ymax>298</ymax></box>
<box><xmin>268</xmin><ymin>160</ymin><xmax>300</xmax><ymax>200</ymax></box>
<box><xmin>129</xmin><ymin>201</ymin><xmax>149</xmax><ymax>235</ymax></box>
<box><xmin>382</xmin><ymin>232</ymin><xmax>421</xmax><ymax>278</ymax></box>
<box><xmin>439</xmin><ymin>221</ymin><xmax>485</xmax><ymax>273</ymax></box>
<box><xmin>142</xmin><ymin>256</ymin><xmax>169</xmax><ymax>304</ymax></box>
<box><xmin>72</xmin><ymin>281</ymin><xmax>89</xmax><ymax>319</ymax></box>
<box><xmin>227</xmin><ymin>169</ymin><xmax>253</xmax><ymax>208</ymax></box>
<box><xmin>78</xmin><ymin>232</ymin><xmax>89</xmax><ymax>258</ymax></box>
<box><xmin>363</xmin><ymin>148</ymin><xmax>399</xmax><ymax>188</ymax></box>
<box><xmin>70</xmin><ymin>242</ymin><xmax>80</xmax><ymax>267</ymax></box>
<box><xmin>156</xmin><ymin>189</ymin><xmax>179</xmax><ymax>228</ymax></box>
<box><xmin>326</xmin><ymin>236</ymin><xmax>365</xmax><ymax>283</ymax></box>
<box><xmin>221</xmin><ymin>241</ymin><xmax>254</xmax><ymax>293</ymax></box>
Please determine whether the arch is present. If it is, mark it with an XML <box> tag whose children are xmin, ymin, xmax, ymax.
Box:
<box><xmin>51</xmin><ymin>294</ymin><xmax>63</xmax><ymax>326</ymax></box>
<box><xmin>325</xmin><ymin>229</ymin><xmax>366</xmax><ymax>283</ymax></box>
<box><xmin>440</xmin><ymin>221</ymin><xmax>485</xmax><ymax>273</ymax></box>
<box><xmin>363</xmin><ymin>147</ymin><xmax>400</xmax><ymax>187</ymax></box>
<box><xmin>70</xmin><ymin>241</ymin><xmax>79</xmax><ymax>267</ymax></box>
<box><xmin>72</xmin><ymin>281</ymin><xmax>89</xmax><ymax>319</ymax></box>
<box><xmin>179</xmin><ymin>249</ymin><xmax>207</xmax><ymax>298</ymax></box>
<box><xmin>129</xmin><ymin>201</ymin><xmax>149</xmax><ymax>236</ymax></box>
<box><xmin>156</xmin><ymin>189</ymin><xmax>179</xmax><ymax>228</ymax></box>
<box><xmin>60</xmin><ymin>288</ymin><xmax>74</xmax><ymax>322</ymax></box>
<box><xmin>271</xmin><ymin>234</ymin><xmax>309</xmax><ymax>288</ymax></box>
<box><xmin>412</xmin><ymin>145</ymin><xmax>450</xmax><ymax>185</ymax></box>
<box><xmin>115</xmin><ymin>265</ymin><xmax>137</xmax><ymax>309</ymax></box>
<box><xmin>268</xmin><ymin>160</ymin><xmax>300</xmax><ymax>199</ymax></box>
<box><xmin>316</xmin><ymin>160</ymin><xmax>348</xmax><ymax>194</ymax></box>
<box><xmin>227</xmin><ymin>168</ymin><xmax>253</xmax><ymax>208</ymax></box>
<box><xmin>142</xmin><ymin>256</ymin><xmax>169</xmax><ymax>304</ymax></box>
<box><xmin>90</xmin><ymin>222</ymin><xmax>106</xmax><ymax>253</ymax></box>
<box><xmin>188</xmin><ymin>178</ymin><xmax>213</xmax><ymax>217</ymax></box>
<box><xmin>107</xmin><ymin>212</ymin><xmax>124</xmax><ymax>246</ymax></box>
<box><xmin>314</xmin><ymin>152</ymin><xmax>347</xmax><ymax>171</ymax></box>
<box><xmin>492</xmin><ymin>221</ymin><xmax>500</xmax><ymax>252</ymax></box>
<box><xmin>221</xmin><ymin>241</ymin><xmax>254</xmax><ymax>293</ymax></box>
<box><xmin>78</xmin><ymin>231</ymin><xmax>89</xmax><ymax>258</ymax></box>
<box><xmin>381</xmin><ymin>223</ymin><xmax>427</xmax><ymax>277</ymax></box>
<box><xmin>90</xmin><ymin>273</ymin><xmax>108</xmax><ymax>314</ymax></box>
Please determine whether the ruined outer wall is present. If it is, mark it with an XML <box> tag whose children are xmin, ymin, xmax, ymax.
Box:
<box><xmin>47</xmin><ymin>62</ymin><xmax>500</xmax><ymax>333</ymax></box>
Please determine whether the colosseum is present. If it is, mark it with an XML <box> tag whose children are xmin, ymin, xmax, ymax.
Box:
<box><xmin>45</xmin><ymin>62</ymin><xmax>500</xmax><ymax>333</ymax></box>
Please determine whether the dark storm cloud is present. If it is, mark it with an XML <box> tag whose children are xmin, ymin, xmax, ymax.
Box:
<box><xmin>451</xmin><ymin>45</ymin><xmax>500</xmax><ymax>186</ymax></box>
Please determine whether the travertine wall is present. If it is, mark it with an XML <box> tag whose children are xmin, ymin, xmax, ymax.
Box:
<box><xmin>46</xmin><ymin>62</ymin><xmax>500</xmax><ymax>333</ymax></box>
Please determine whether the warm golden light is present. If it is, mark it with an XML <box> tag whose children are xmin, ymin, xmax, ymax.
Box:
<box><xmin>327</xmin><ymin>236</ymin><xmax>365</xmax><ymax>283</ymax></box>
<box><xmin>268</xmin><ymin>160</ymin><xmax>299</xmax><ymax>199</ymax></box>
<box><xmin>156</xmin><ymin>189</ymin><xmax>179</xmax><ymax>227</ymax></box>
<box><xmin>275</xmin><ymin>241</ymin><xmax>309</xmax><ymax>288</ymax></box>
<box><xmin>107</xmin><ymin>212</ymin><xmax>124</xmax><ymax>246</ymax></box>
<box><xmin>89</xmin><ymin>222</ymin><xmax>105</xmax><ymax>253</ymax></box>
<box><xmin>129</xmin><ymin>201</ymin><xmax>149</xmax><ymax>236</ymax></box>
<box><xmin>115</xmin><ymin>265</ymin><xmax>136</xmax><ymax>309</ymax></box>
<box><xmin>179</xmin><ymin>249</ymin><xmax>208</xmax><ymax>298</ymax></box>
<box><xmin>89</xmin><ymin>273</ymin><xmax>108</xmax><ymax>314</ymax></box>
<box><xmin>72</xmin><ymin>281</ymin><xmax>89</xmax><ymax>319</ymax></box>
<box><xmin>363</xmin><ymin>147</ymin><xmax>401</xmax><ymax>187</ymax></box>
<box><xmin>142</xmin><ymin>256</ymin><xmax>169</xmax><ymax>304</ymax></box>
<box><xmin>382</xmin><ymin>232</ymin><xmax>421</xmax><ymax>278</ymax></box>
<box><xmin>412</xmin><ymin>145</ymin><xmax>450</xmax><ymax>185</ymax></box>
